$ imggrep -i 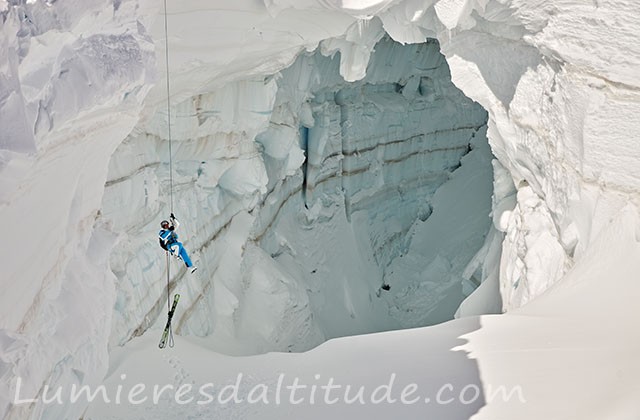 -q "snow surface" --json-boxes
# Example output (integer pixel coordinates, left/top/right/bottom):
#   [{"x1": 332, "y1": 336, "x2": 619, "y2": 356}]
[
  {"x1": 1, "y1": 0, "x2": 640, "y2": 419},
  {"x1": 86, "y1": 205, "x2": 640, "y2": 420}
]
